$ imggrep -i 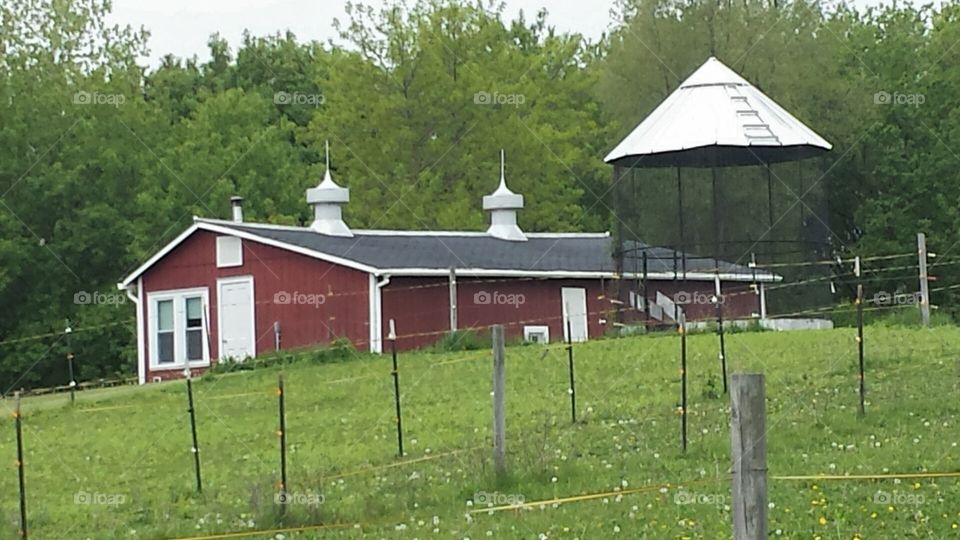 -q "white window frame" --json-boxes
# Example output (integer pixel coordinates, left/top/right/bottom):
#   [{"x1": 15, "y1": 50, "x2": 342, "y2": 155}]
[
  {"x1": 216, "y1": 236, "x2": 243, "y2": 268},
  {"x1": 147, "y1": 287, "x2": 210, "y2": 371},
  {"x1": 523, "y1": 325, "x2": 550, "y2": 344}
]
